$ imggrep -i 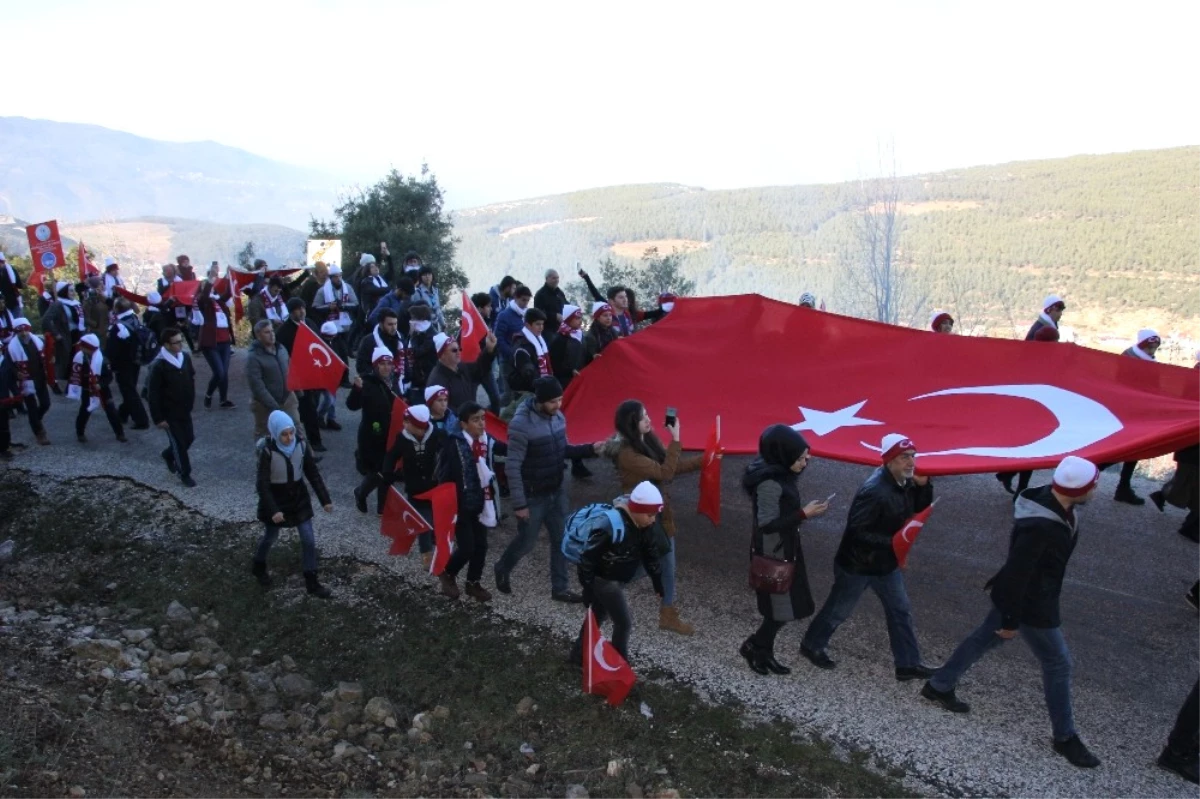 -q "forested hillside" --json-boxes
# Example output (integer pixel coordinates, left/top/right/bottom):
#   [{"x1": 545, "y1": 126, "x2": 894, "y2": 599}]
[{"x1": 452, "y1": 147, "x2": 1199, "y2": 338}]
